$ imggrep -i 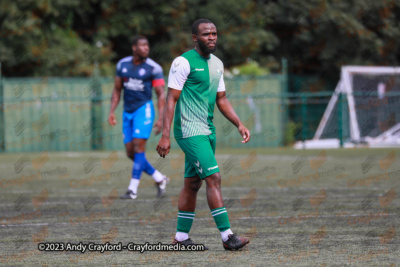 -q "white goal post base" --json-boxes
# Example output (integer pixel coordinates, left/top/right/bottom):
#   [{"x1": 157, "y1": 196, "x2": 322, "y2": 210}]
[
  {"x1": 294, "y1": 139, "x2": 356, "y2": 149},
  {"x1": 295, "y1": 123, "x2": 400, "y2": 149},
  {"x1": 294, "y1": 139, "x2": 400, "y2": 149},
  {"x1": 301, "y1": 65, "x2": 400, "y2": 149}
]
